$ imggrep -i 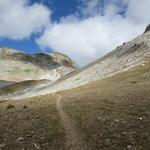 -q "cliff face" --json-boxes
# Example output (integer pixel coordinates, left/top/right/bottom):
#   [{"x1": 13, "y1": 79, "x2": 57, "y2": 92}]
[{"x1": 0, "y1": 48, "x2": 77, "y2": 82}]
